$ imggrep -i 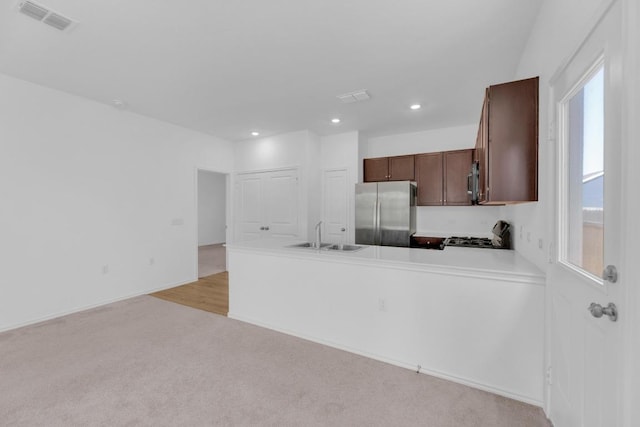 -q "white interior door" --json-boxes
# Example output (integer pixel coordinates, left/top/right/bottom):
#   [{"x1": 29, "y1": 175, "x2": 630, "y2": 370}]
[
  {"x1": 322, "y1": 169, "x2": 349, "y2": 244},
  {"x1": 235, "y1": 172, "x2": 265, "y2": 241},
  {"x1": 548, "y1": 2, "x2": 624, "y2": 426},
  {"x1": 264, "y1": 169, "x2": 299, "y2": 239}
]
